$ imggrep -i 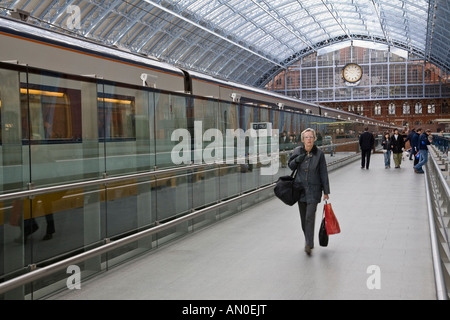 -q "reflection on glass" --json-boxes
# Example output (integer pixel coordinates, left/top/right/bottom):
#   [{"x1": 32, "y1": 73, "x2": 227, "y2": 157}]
[
  {"x1": 0, "y1": 63, "x2": 384, "y2": 300},
  {"x1": 97, "y1": 93, "x2": 136, "y2": 141},
  {"x1": 20, "y1": 86, "x2": 82, "y2": 143}
]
